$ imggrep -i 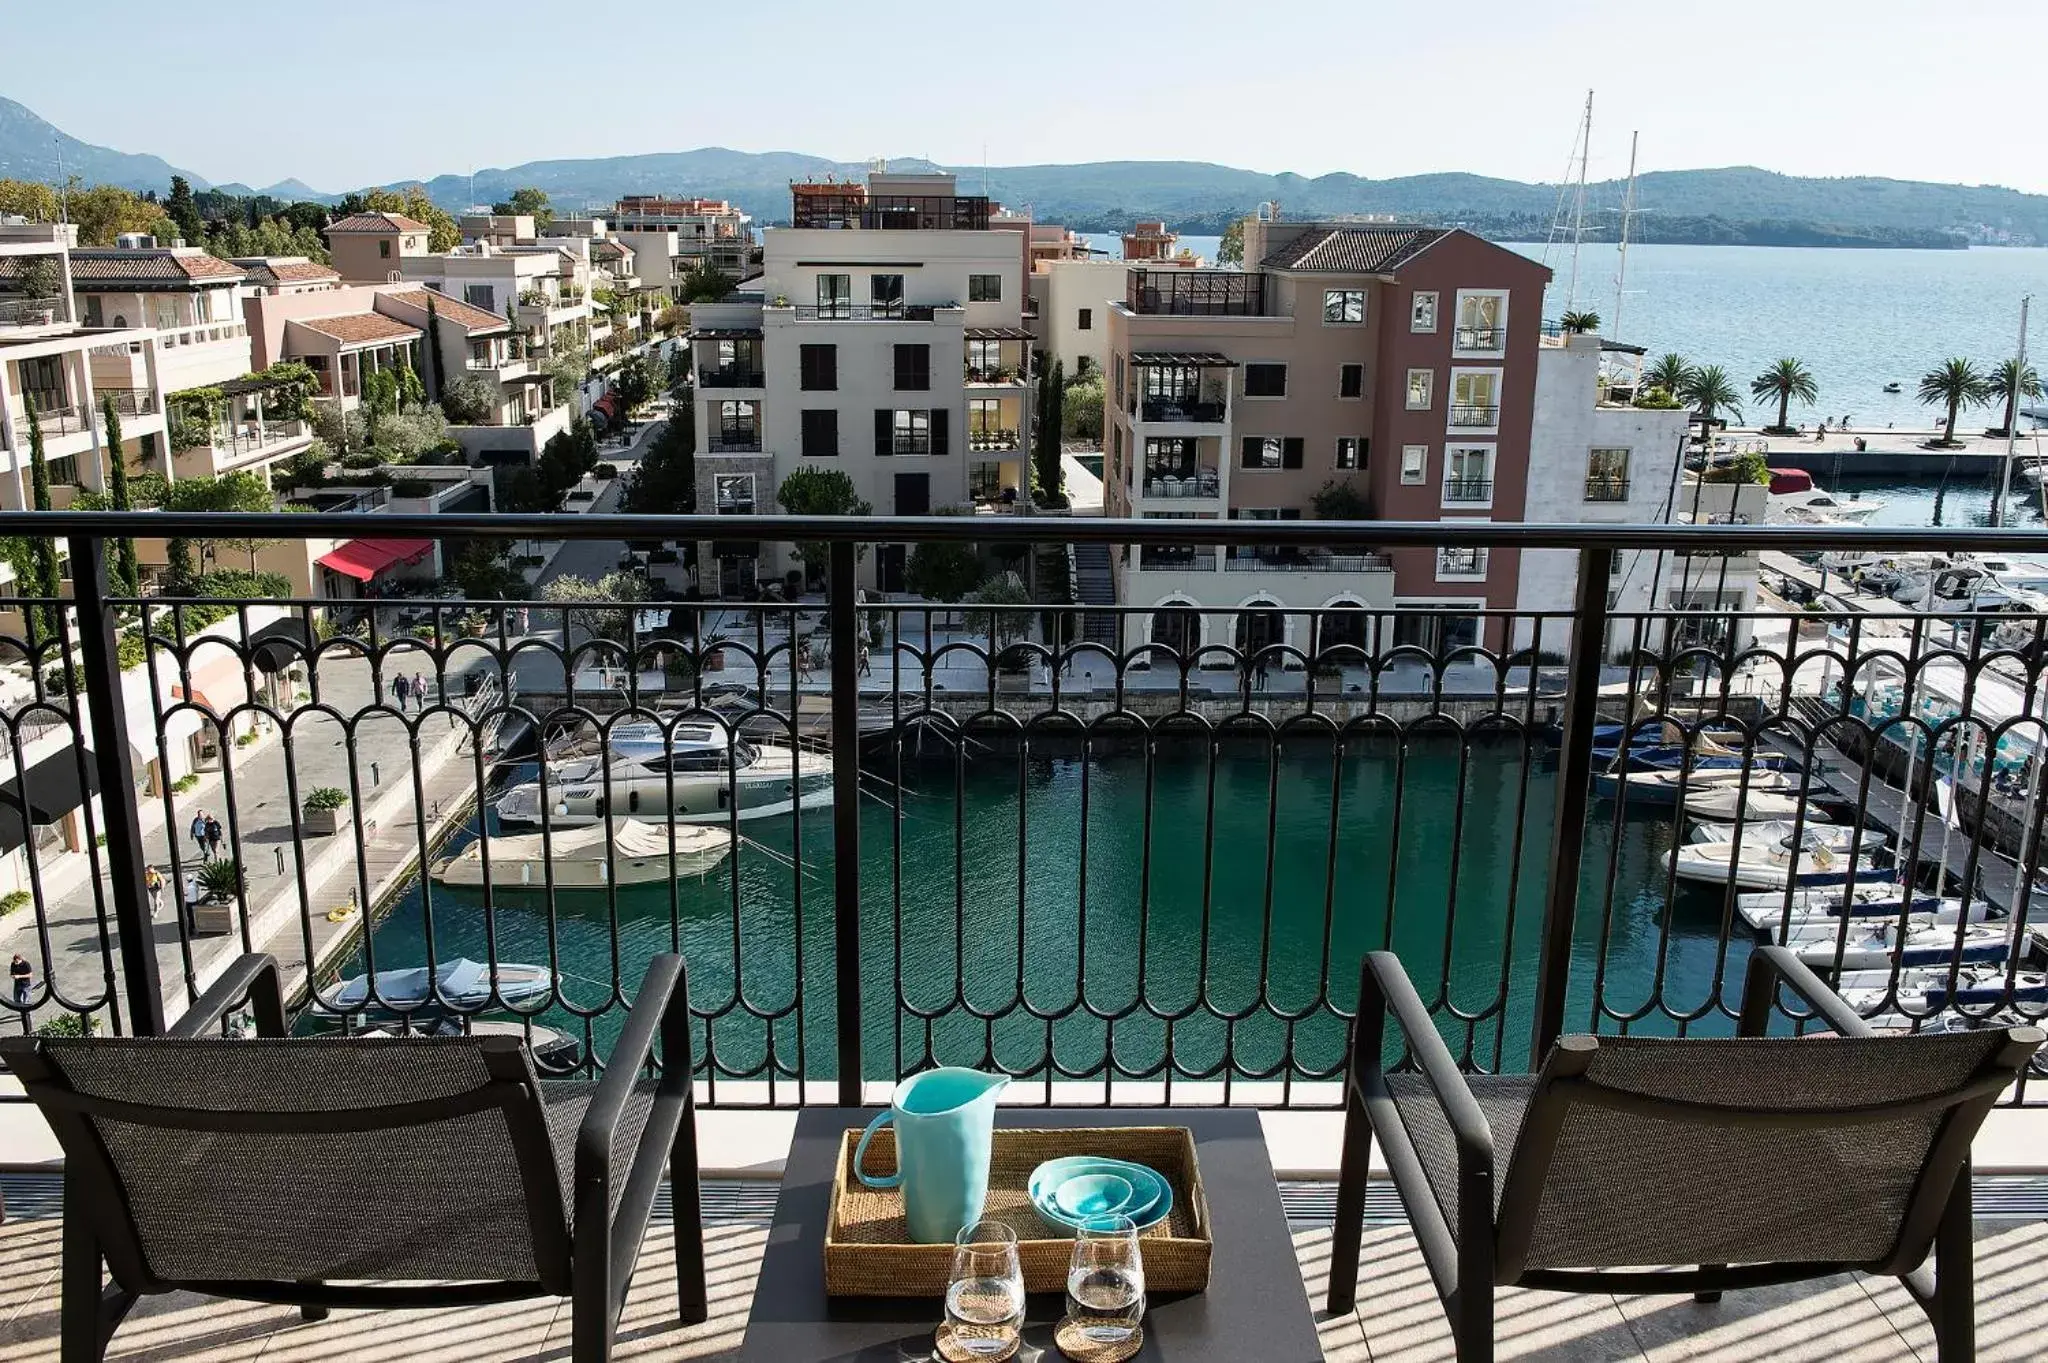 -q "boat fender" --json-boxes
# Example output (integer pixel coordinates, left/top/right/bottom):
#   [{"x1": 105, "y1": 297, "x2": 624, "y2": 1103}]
[{"x1": 326, "y1": 904, "x2": 358, "y2": 924}]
